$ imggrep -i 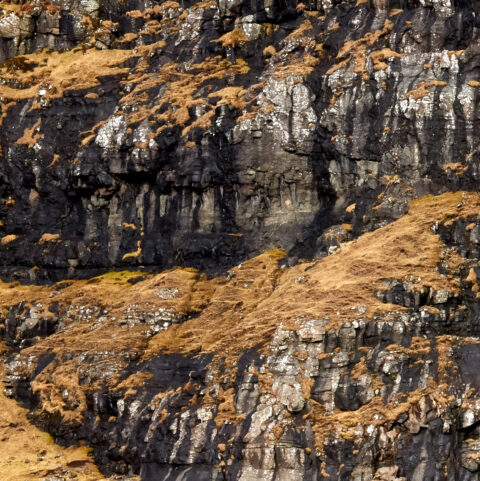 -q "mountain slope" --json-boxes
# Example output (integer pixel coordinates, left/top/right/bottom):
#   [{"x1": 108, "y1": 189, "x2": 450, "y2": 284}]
[{"x1": 3, "y1": 192, "x2": 480, "y2": 479}]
